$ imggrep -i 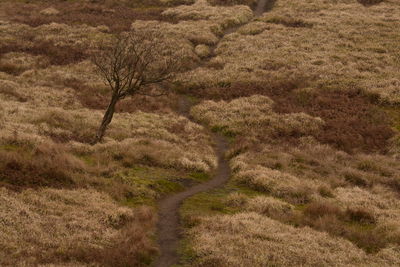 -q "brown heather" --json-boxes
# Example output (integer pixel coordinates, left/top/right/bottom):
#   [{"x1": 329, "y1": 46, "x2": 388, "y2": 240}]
[
  {"x1": 0, "y1": 0, "x2": 178, "y2": 33},
  {"x1": 0, "y1": 0, "x2": 400, "y2": 265},
  {"x1": 192, "y1": 82, "x2": 394, "y2": 153}
]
